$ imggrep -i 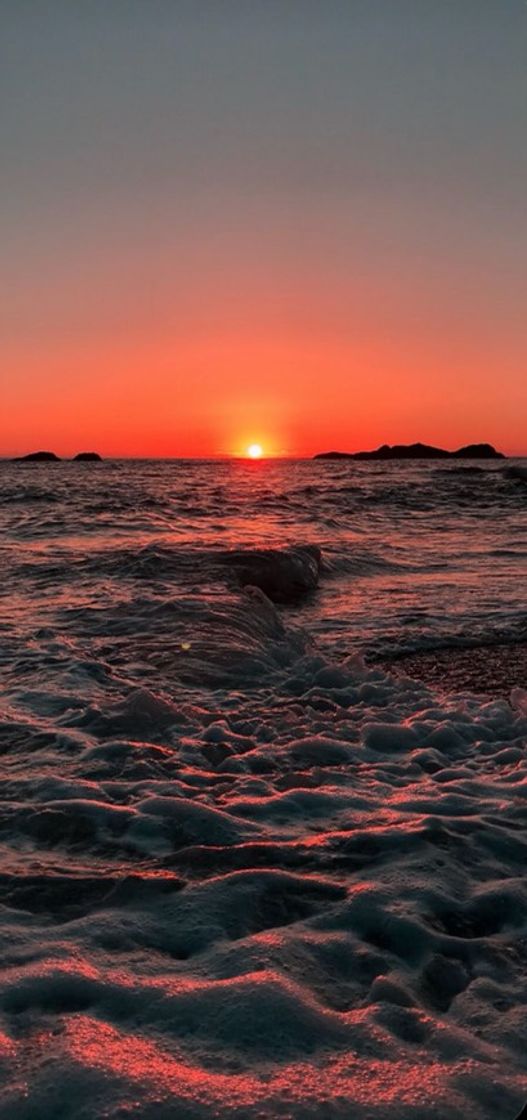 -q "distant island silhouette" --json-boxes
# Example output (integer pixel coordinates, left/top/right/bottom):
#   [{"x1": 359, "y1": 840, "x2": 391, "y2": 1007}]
[
  {"x1": 14, "y1": 451, "x2": 61, "y2": 462},
  {"x1": 314, "y1": 442, "x2": 505, "y2": 461},
  {"x1": 14, "y1": 451, "x2": 102, "y2": 462}
]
